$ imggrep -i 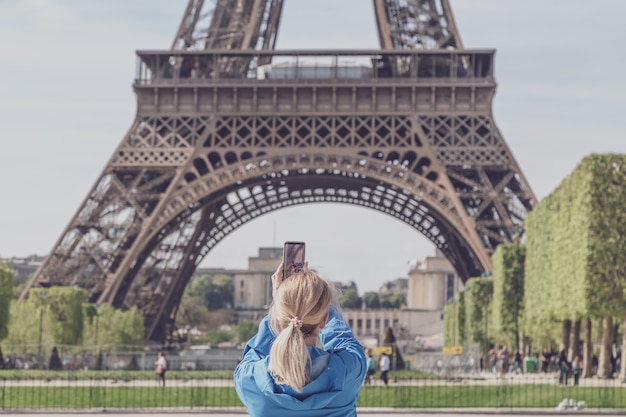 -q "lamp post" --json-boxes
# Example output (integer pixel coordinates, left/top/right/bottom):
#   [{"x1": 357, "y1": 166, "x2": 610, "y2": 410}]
[
  {"x1": 94, "y1": 308, "x2": 100, "y2": 354},
  {"x1": 37, "y1": 290, "x2": 46, "y2": 368},
  {"x1": 511, "y1": 227, "x2": 523, "y2": 351},
  {"x1": 91, "y1": 305, "x2": 102, "y2": 370},
  {"x1": 513, "y1": 255, "x2": 521, "y2": 351}
]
